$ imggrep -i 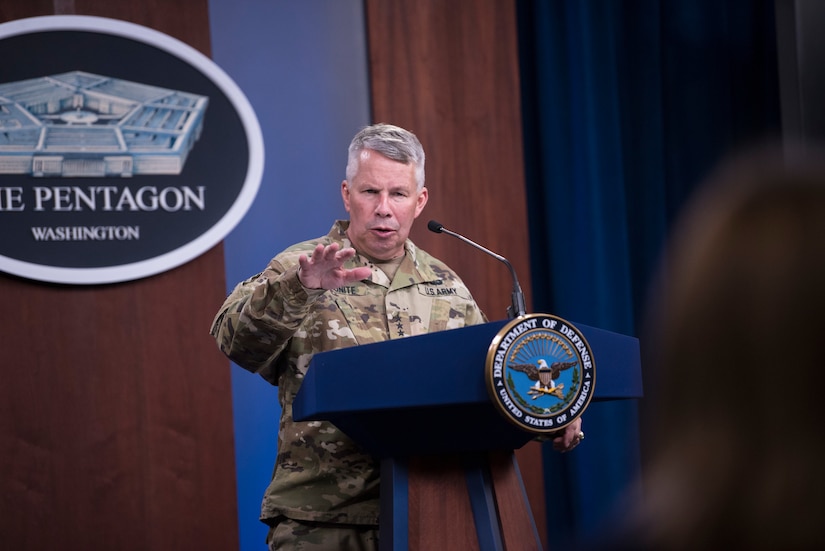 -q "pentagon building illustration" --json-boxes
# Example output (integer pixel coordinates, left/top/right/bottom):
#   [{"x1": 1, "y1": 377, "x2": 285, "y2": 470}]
[{"x1": 0, "y1": 71, "x2": 208, "y2": 177}]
